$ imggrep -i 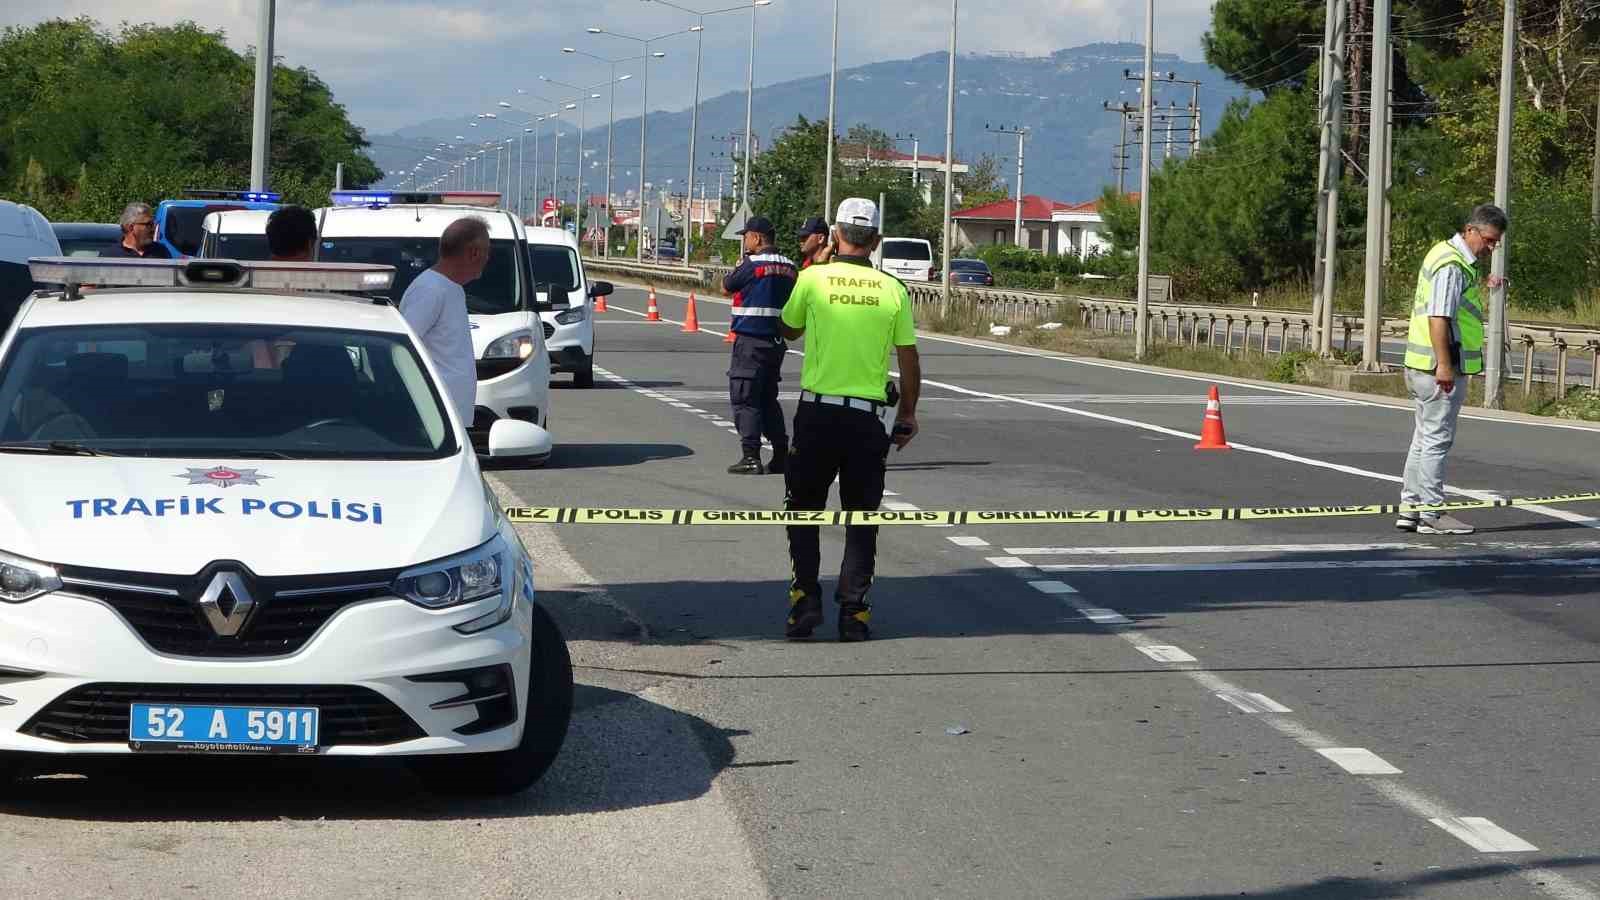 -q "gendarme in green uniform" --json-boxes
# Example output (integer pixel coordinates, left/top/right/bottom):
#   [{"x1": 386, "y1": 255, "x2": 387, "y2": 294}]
[
  {"x1": 1404, "y1": 239, "x2": 1485, "y2": 375},
  {"x1": 780, "y1": 257, "x2": 917, "y2": 401}
]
